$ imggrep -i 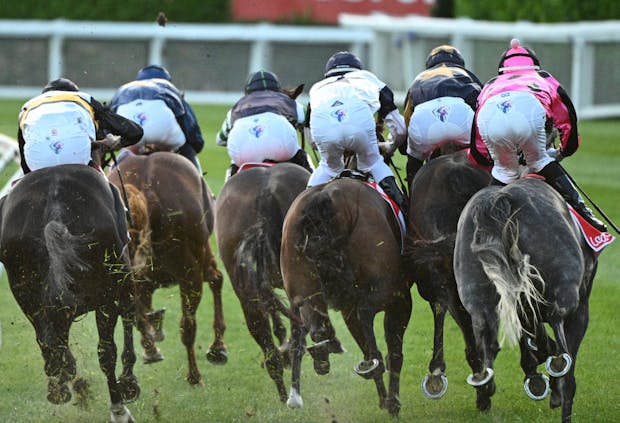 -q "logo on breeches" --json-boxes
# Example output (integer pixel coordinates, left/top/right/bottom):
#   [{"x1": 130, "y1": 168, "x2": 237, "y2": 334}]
[
  {"x1": 433, "y1": 106, "x2": 449, "y2": 122},
  {"x1": 49, "y1": 141, "x2": 64, "y2": 154},
  {"x1": 134, "y1": 112, "x2": 148, "y2": 126},
  {"x1": 331, "y1": 109, "x2": 346, "y2": 122},
  {"x1": 249, "y1": 125, "x2": 264, "y2": 138},
  {"x1": 497, "y1": 100, "x2": 512, "y2": 113}
]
